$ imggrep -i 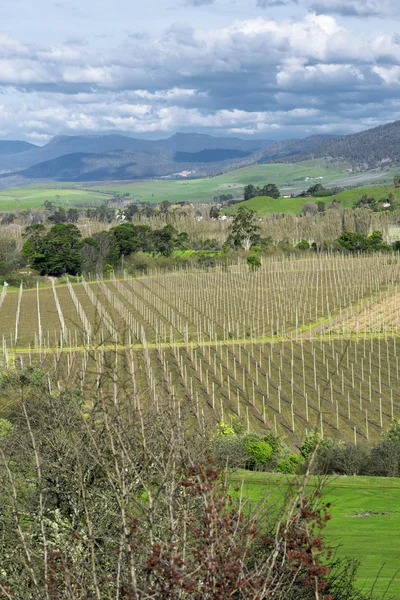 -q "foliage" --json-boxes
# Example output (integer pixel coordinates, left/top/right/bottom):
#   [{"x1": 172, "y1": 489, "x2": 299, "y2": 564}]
[
  {"x1": 216, "y1": 421, "x2": 235, "y2": 436},
  {"x1": 214, "y1": 424, "x2": 288, "y2": 472},
  {"x1": 277, "y1": 453, "x2": 305, "y2": 474},
  {"x1": 22, "y1": 223, "x2": 82, "y2": 276},
  {"x1": 0, "y1": 371, "x2": 345, "y2": 599},
  {"x1": 228, "y1": 207, "x2": 260, "y2": 250},
  {"x1": 0, "y1": 418, "x2": 13, "y2": 439},
  {"x1": 297, "y1": 239, "x2": 310, "y2": 250},
  {"x1": 336, "y1": 230, "x2": 391, "y2": 253},
  {"x1": 247, "y1": 254, "x2": 261, "y2": 270},
  {"x1": 244, "y1": 183, "x2": 280, "y2": 201},
  {"x1": 243, "y1": 435, "x2": 273, "y2": 465},
  {"x1": 383, "y1": 419, "x2": 400, "y2": 442}
]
